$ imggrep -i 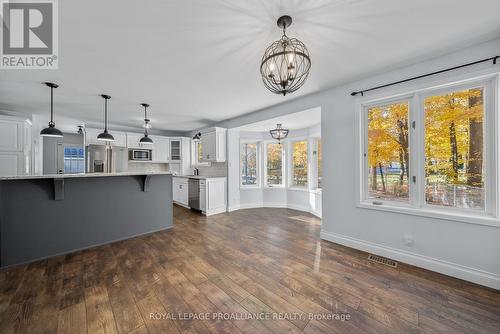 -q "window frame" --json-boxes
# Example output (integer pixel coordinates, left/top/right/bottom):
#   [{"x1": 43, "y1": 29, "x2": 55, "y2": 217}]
[
  {"x1": 289, "y1": 138, "x2": 309, "y2": 189},
  {"x1": 191, "y1": 140, "x2": 209, "y2": 167},
  {"x1": 357, "y1": 75, "x2": 499, "y2": 225},
  {"x1": 263, "y1": 140, "x2": 285, "y2": 188},
  {"x1": 240, "y1": 140, "x2": 260, "y2": 189}
]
